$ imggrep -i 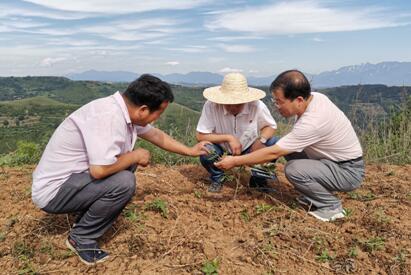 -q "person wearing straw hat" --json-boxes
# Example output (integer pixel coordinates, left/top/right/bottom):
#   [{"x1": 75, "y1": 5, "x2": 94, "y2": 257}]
[
  {"x1": 215, "y1": 70, "x2": 364, "y2": 222},
  {"x1": 196, "y1": 72, "x2": 278, "y2": 192}
]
